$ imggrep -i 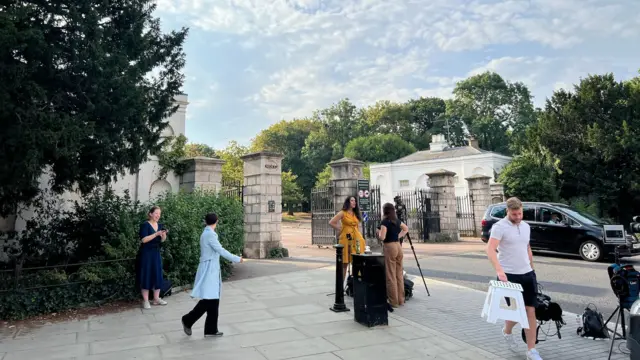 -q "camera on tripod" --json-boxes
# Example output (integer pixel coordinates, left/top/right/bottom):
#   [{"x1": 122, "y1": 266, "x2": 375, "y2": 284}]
[
  {"x1": 631, "y1": 216, "x2": 640, "y2": 234},
  {"x1": 393, "y1": 196, "x2": 406, "y2": 223}
]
